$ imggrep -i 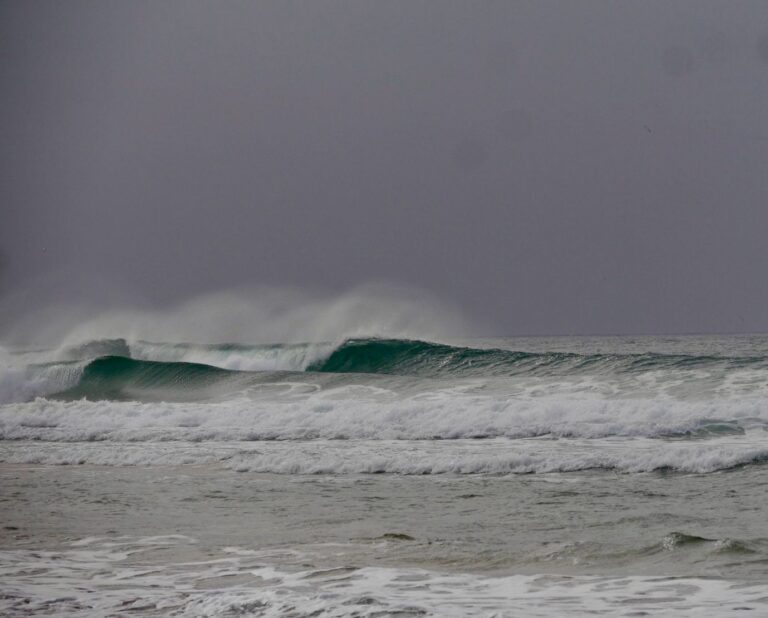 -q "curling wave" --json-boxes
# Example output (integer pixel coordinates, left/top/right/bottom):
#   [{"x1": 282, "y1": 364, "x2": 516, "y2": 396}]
[
  {"x1": 53, "y1": 356, "x2": 245, "y2": 402},
  {"x1": 306, "y1": 338, "x2": 768, "y2": 376},
  {"x1": 4, "y1": 335, "x2": 768, "y2": 404}
]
